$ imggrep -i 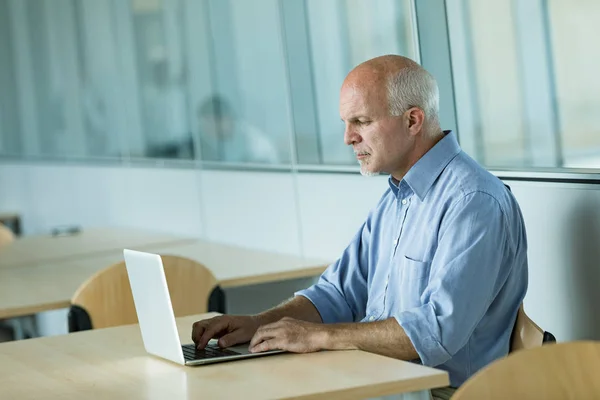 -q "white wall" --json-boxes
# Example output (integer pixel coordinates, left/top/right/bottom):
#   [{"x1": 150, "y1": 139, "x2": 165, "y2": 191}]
[
  {"x1": 2, "y1": 163, "x2": 600, "y2": 344},
  {"x1": 506, "y1": 179, "x2": 600, "y2": 342}
]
